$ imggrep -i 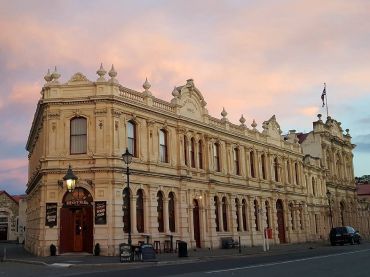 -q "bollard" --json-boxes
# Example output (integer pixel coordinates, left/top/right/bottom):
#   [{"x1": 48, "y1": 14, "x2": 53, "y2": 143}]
[
  {"x1": 238, "y1": 236, "x2": 241, "y2": 254},
  {"x1": 3, "y1": 247, "x2": 6, "y2": 261}
]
